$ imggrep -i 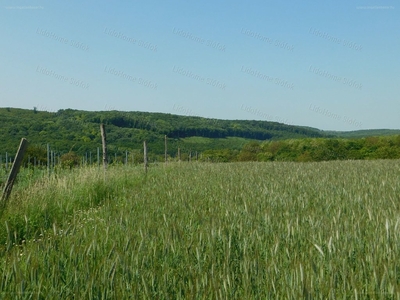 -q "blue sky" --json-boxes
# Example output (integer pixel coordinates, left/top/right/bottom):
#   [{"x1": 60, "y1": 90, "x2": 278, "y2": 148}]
[{"x1": 1, "y1": 0, "x2": 399, "y2": 131}]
